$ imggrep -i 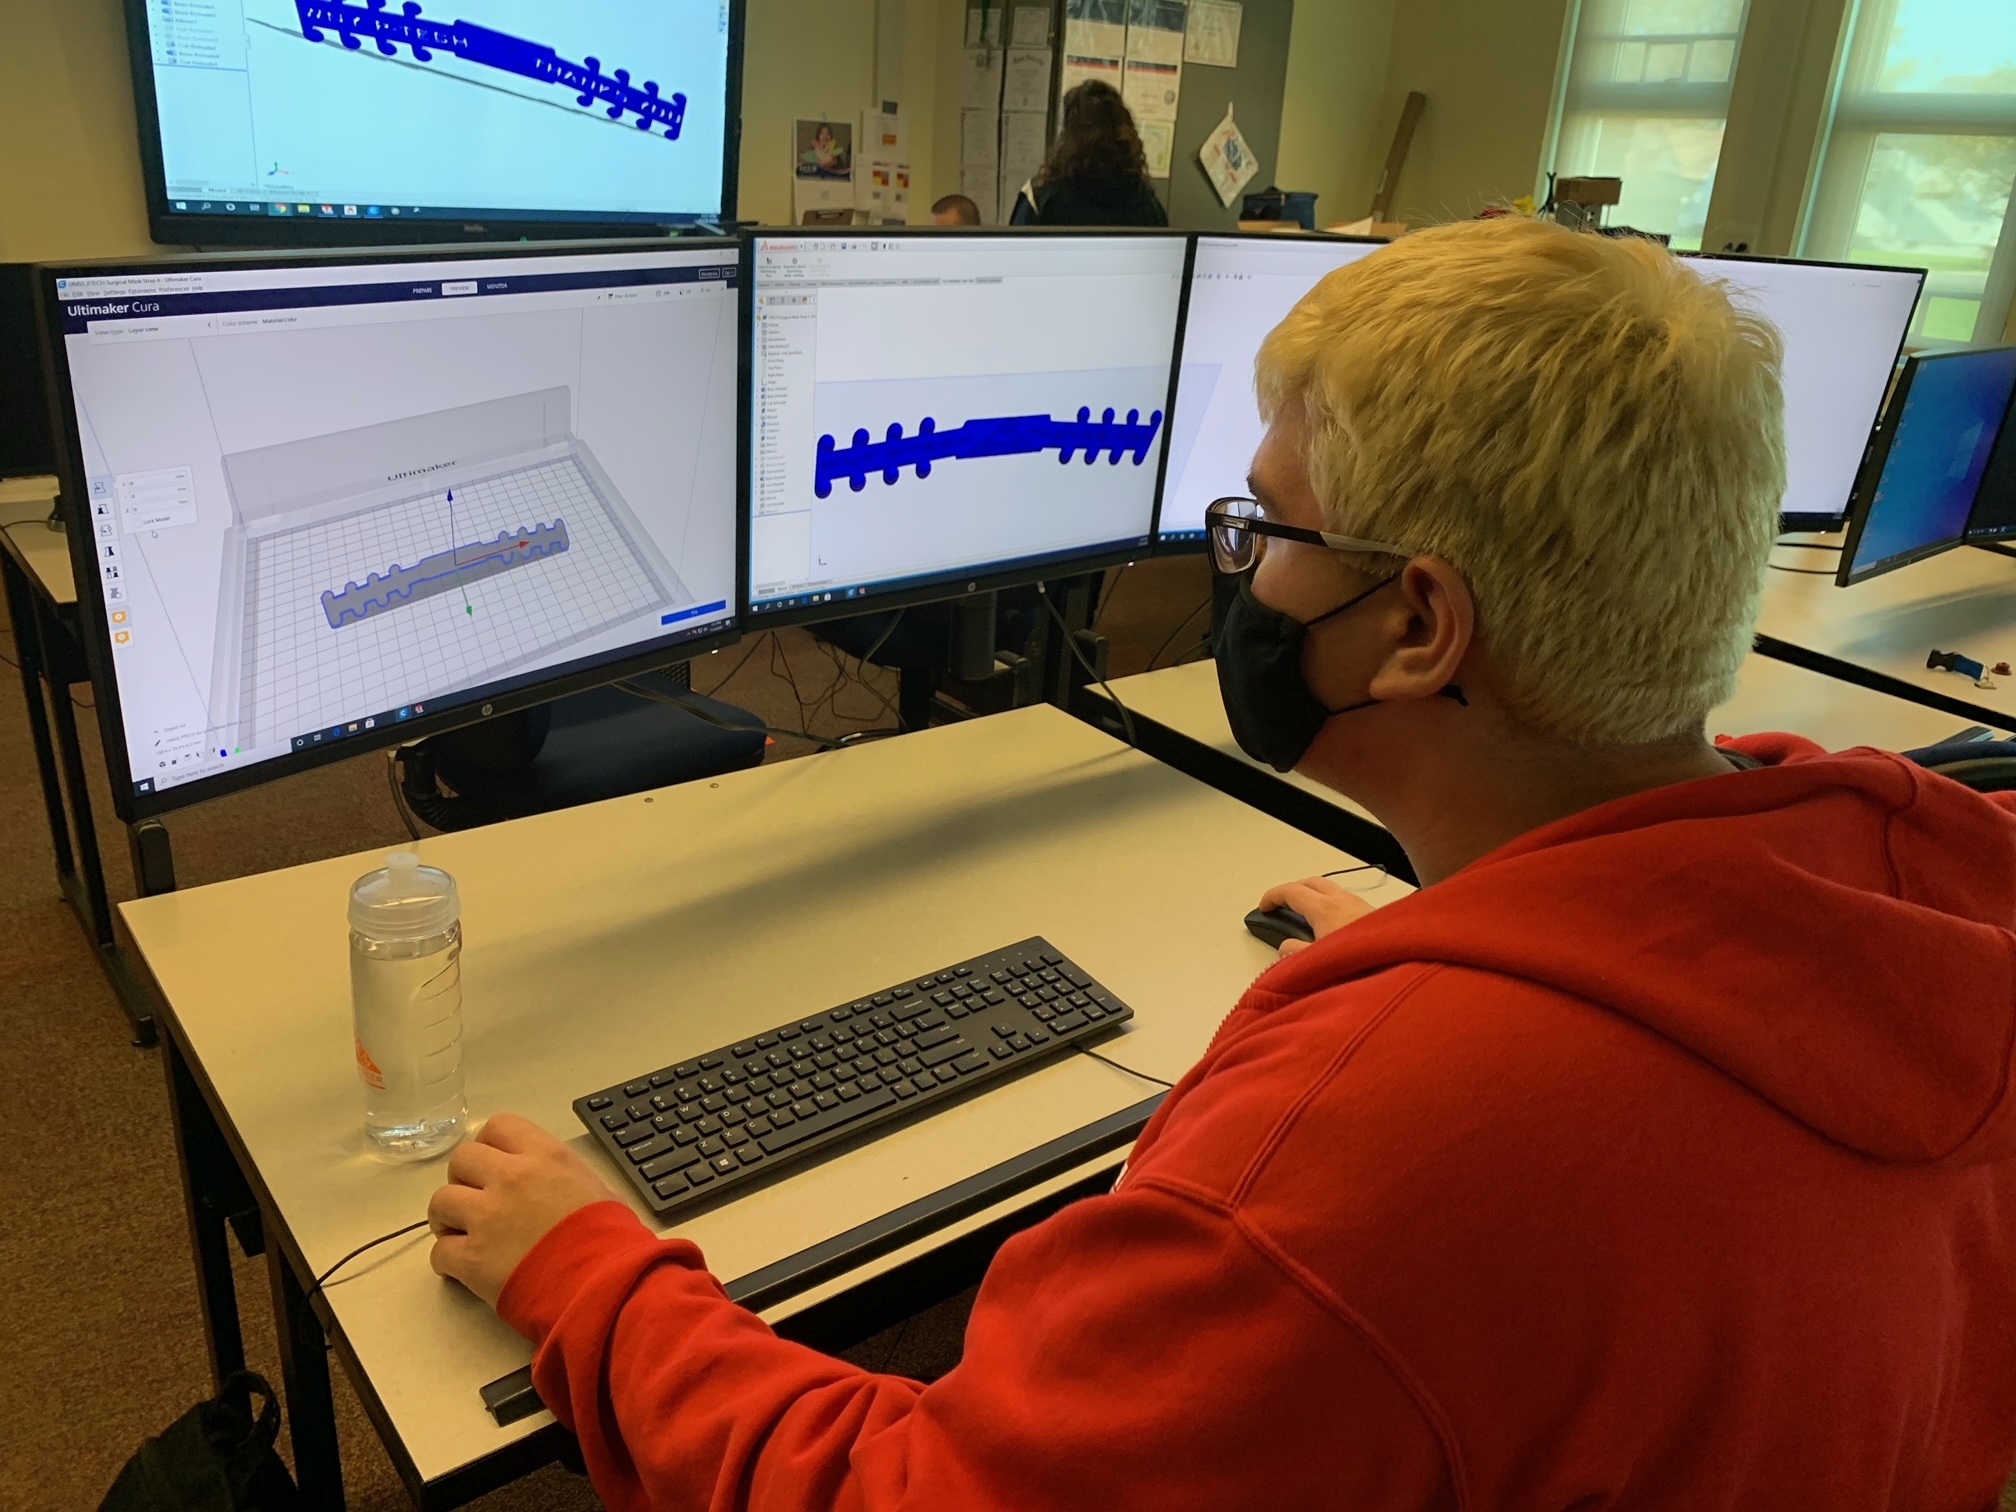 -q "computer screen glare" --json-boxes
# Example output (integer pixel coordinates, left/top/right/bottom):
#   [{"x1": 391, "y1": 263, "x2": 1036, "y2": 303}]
[
  {"x1": 1841, "y1": 345, "x2": 2016, "y2": 584},
  {"x1": 1158, "y1": 235, "x2": 1383, "y2": 546},
  {"x1": 51, "y1": 244, "x2": 739, "y2": 801},
  {"x1": 746, "y1": 232, "x2": 1186, "y2": 617},
  {"x1": 1682, "y1": 256, "x2": 1922, "y2": 526}
]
